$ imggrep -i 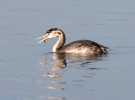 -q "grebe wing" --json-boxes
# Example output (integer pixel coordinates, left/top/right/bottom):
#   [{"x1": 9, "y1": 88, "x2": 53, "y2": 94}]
[
  {"x1": 64, "y1": 40, "x2": 105, "y2": 47},
  {"x1": 62, "y1": 40, "x2": 109, "y2": 53}
]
